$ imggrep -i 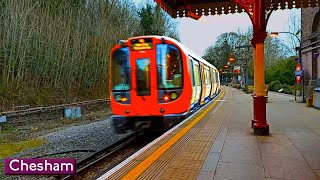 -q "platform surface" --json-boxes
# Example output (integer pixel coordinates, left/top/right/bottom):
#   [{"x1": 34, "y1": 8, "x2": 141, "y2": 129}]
[{"x1": 99, "y1": 86, "x2": 320, "y2": 180}]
